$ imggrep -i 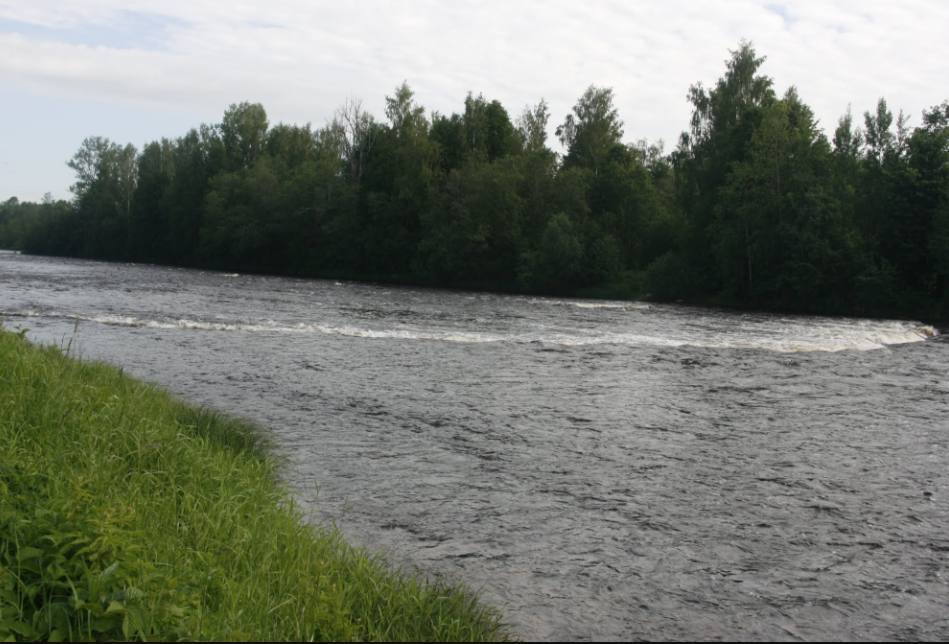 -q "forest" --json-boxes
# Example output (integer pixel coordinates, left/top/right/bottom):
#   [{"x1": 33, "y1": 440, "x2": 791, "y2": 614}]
[{"x1": 2, "y1": 42, "x2": 947, "y2": 320}]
